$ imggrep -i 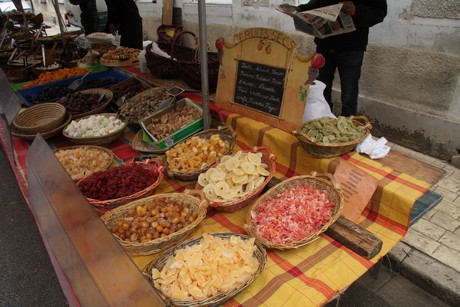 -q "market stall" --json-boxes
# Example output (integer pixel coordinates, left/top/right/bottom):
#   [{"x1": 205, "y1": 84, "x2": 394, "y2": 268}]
[{"x1": 0, "y1": 26, "x2": 444, "y2": 306}]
